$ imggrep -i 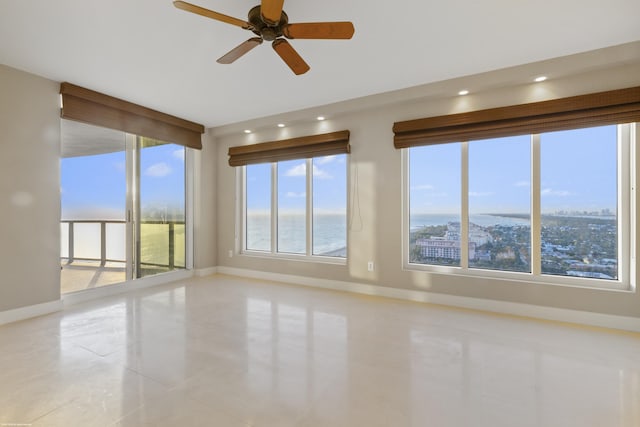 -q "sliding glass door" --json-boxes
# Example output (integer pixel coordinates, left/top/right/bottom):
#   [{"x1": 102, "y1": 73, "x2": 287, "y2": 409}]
[
  {"x1": 136, "y1": 137, "x2": 186, "y2": 278},
  {"x1": 61, "y1": 121, "x2": 188, "y2": 293}
]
